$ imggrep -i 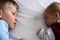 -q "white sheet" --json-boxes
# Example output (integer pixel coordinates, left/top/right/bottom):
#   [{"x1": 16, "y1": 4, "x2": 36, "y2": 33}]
[{"x1": 10, "y1": 0, "x2": 60, "y2": 40}]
